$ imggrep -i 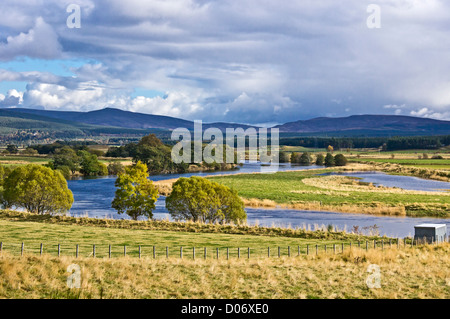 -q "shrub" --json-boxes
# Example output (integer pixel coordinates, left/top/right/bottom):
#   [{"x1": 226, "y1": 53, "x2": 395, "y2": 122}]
[
  {"x1": 166, "y1": 176, "x2": 246, "y2": 224},
  {"x1": 3, "y1": 165, "x2": 73, "y2": 214}
]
